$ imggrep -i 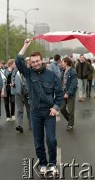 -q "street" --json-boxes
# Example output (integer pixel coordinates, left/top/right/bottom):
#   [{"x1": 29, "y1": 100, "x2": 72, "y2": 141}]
[{"x1": 0, "y1": 96, "x2": 95, "y2": 180}]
